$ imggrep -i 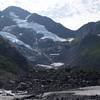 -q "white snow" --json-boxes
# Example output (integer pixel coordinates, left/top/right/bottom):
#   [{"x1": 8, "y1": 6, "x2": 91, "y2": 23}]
[
  {"x1": 0, "y1": 31, "x2": 32, "y2": 50},
  {"x1": 2, "y1": 25, "x2": 16, "y2": 32},
  {"x1": 19, "y1": 33, "x2": 23, "y2": 36},
  {"x1": 25, "y1": 14, "x2": 32, "y2": 20},
  {"x1": 1, "y1": 16, "x2": 4, "y2": 18},
  {"x1": 0, "y1": 89, "x2": 29, "y2": 100},
  {"x1": 67, "y1": 38, "x2": 74, "y2": 42},
  {"x1": 97, "y1": 34, "x2": 100, "y2": 36},
  {"x1": 0, "y1": 89, "x2": 15, "y2": 96},
  {"x1": 36, "y1": 64, "x2": 53, "y2": 69},
  {"x1": 9, "y1": 12, "x2": 19, "y2": 18},
  {"x1": 9, "y1": 12, "x2": 68, "y2": 42},
  {"x1": 50, "y1": 53, "x2": 60, "y2": 56},
  {"x1": 51, "y1": 62, "x2": 64, "y2": 67},
  {"x1": 37, "y1": 62, "x2": 64, "y2": 69}
]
